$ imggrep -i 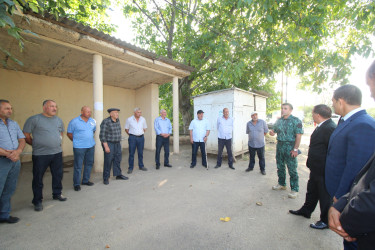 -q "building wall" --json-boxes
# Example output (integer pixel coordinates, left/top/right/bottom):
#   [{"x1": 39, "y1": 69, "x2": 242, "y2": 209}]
[{"x1": 0, "y1": 68, "x2": 144, "y2": 162}]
